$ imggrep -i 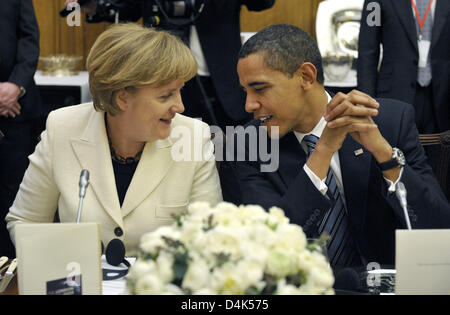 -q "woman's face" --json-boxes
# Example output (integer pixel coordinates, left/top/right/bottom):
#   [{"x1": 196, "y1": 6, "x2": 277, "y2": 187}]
[{"x1": 118, "y1": 78, "x2": 185, "y2": 143}]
